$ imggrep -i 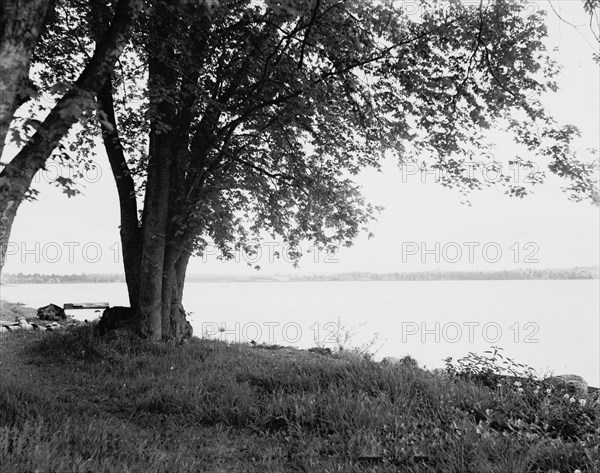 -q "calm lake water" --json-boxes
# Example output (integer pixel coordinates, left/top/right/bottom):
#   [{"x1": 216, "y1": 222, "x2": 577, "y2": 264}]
[{"x1": 2, "y1": 280, "x2": 598, "y2": 386}]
